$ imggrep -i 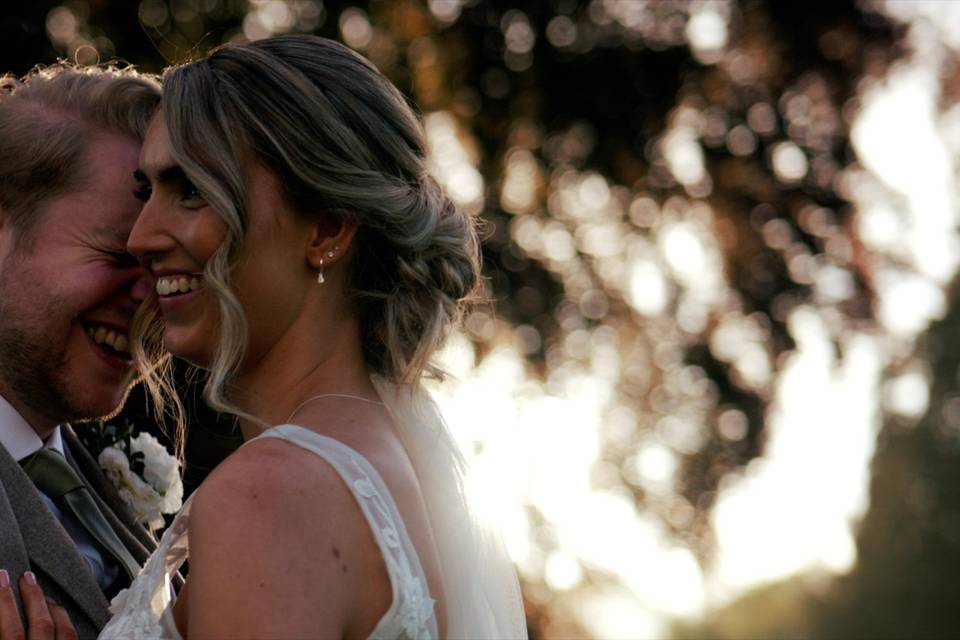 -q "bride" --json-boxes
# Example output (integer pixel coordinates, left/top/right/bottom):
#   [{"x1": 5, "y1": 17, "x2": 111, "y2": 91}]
[{"x1": 8, "y1": 35, "x2": 526, "y2": 639}]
